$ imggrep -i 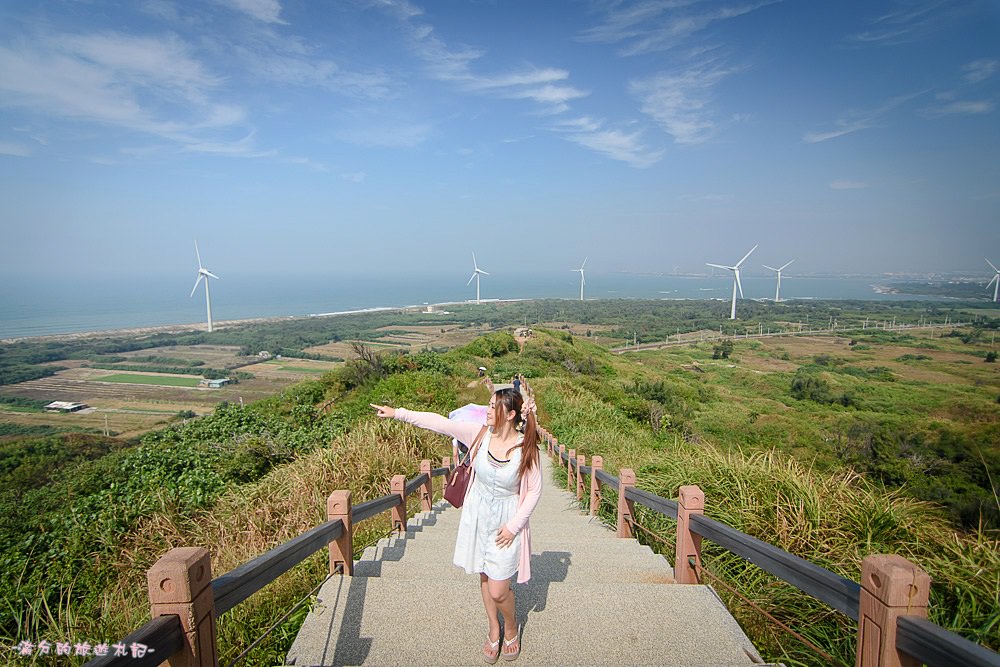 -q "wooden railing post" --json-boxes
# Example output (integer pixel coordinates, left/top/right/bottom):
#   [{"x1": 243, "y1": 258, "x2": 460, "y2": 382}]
[
  {"x1": 856, "y1": 555, "x2": 930, "y2": 667},
  {"x1": 552, "y1": 437, "x2": 558, "y2": 458},
  {"x1": 576, "y1": 455, "x2": 586, "y2": 502},
  {"x1": 590, "y1": 456, "x2": 603, "y2": 516},
  {"x1": 617, "y1": 469, "x2": 636, "y2": 538},
  {"x1": 419, "y1": 460, "x2": 433, "y2": 512},
  {"x1": 567, "y1": 448, "x2": 576, "y2": 491},
  {"x1": 674, "y1": 485, "x2": 704, "y2": 584},
  {"x1": 391, "y1": 474, "x2": 406, "y2": 534},
  {"x1": 327, "y1": 490, "x2": 353, "y2": 576},
  {"x1": 147, "y1": 547, "x2": 217, "y2": 667}
]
